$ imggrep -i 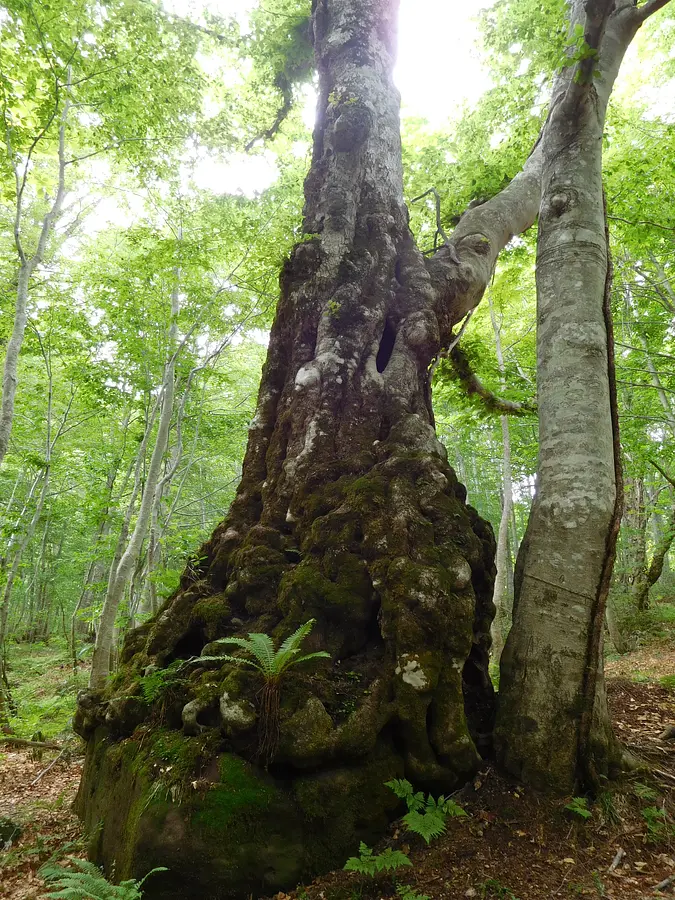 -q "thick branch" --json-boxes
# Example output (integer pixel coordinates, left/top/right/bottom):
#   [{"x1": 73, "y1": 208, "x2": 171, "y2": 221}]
[
  {"x1": 426, "y1": 143, "x2": 543, "y2": 341},
  {"x1": 634, "y1": 0, "x2": 673, "y2": 21}
]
